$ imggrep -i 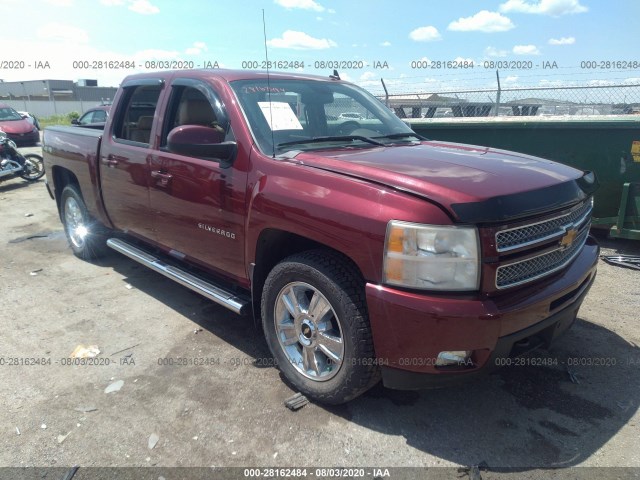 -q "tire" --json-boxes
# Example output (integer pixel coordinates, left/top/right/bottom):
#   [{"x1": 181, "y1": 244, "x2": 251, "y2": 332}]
[
  {"x1": 261, "y1": 250, "x2": 380, "y2": 404},
  {"x1": 19, "y1": 154, "x2": 45, "y2": 181},
  {"x1": 60, "y1": 185, "x2": 109, "y2": 259}
]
